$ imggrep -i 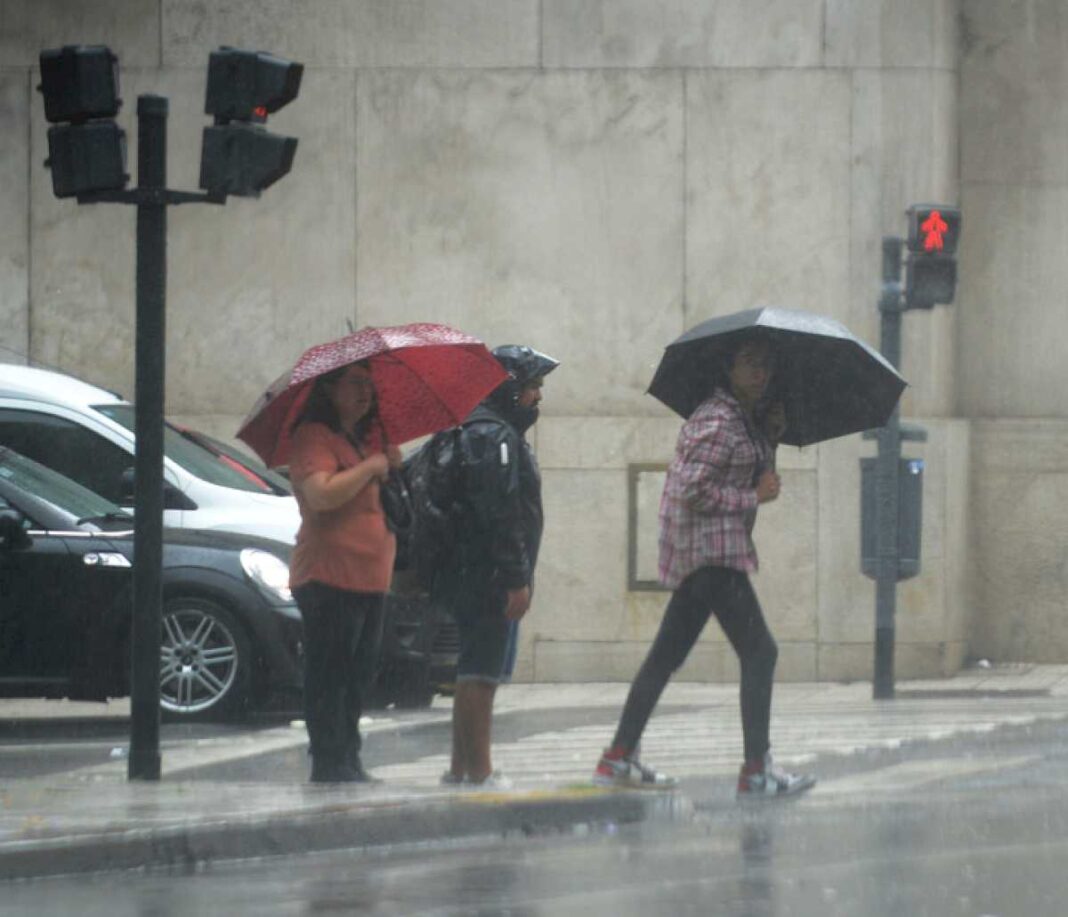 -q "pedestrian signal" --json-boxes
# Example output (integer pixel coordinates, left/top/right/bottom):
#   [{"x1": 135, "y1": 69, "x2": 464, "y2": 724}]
[
  {"x1": 906, "y1": 204, "x2": 961, "y2": 255},
  {"x1": 904, "y1": 204, "x2": 961, "y2": 309},
  {"x1": 198, "y1": 48, "x2": 303, "y2": 197},
  {"x1": 38, "y1": 46, "x2": 128, "y2": 198}
]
